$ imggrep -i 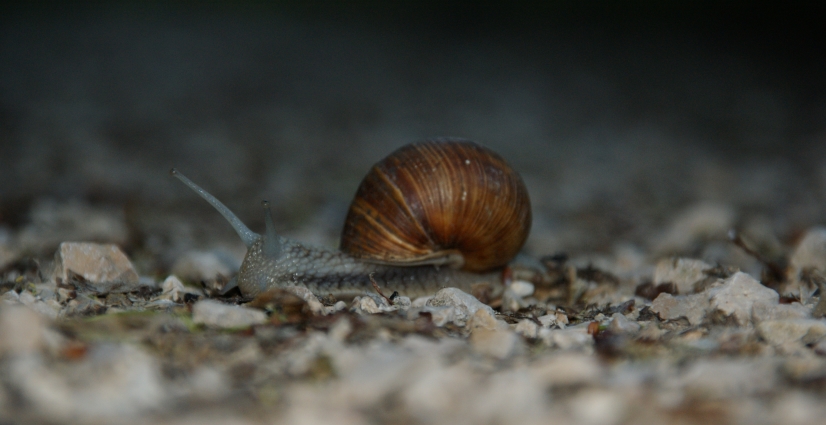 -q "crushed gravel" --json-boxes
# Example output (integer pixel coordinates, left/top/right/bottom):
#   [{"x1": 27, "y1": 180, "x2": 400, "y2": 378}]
[{"x1": 2, "y1": 5, "x2": 826, "y2": 425}]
